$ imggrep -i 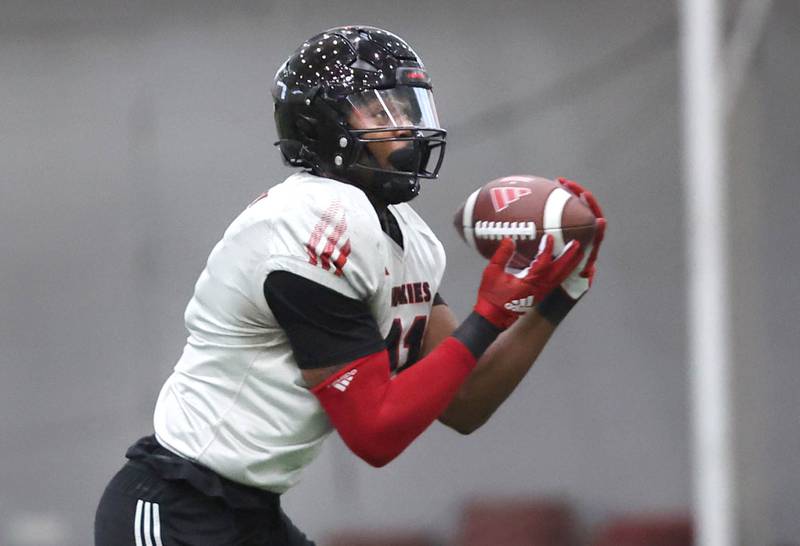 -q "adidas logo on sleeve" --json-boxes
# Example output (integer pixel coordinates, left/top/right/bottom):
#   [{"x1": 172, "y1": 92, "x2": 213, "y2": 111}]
[{"x1": 332, "y1": 369, "x2": 358, "y2": 392}]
